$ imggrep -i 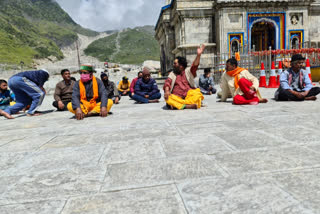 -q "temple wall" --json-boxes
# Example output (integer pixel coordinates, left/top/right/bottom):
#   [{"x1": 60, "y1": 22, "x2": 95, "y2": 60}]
[
  {"x1": 184, "y1": 17, "x2": 213, "y2": 44},
  {"x1": 155, "y1": 0, "x2": 318, "y2": 73},
  {"x1": 309, "y1": 2, "x2": 320, "y2": 47},
  {"x1": 286, "y1": 7, "x2": 309, "y2": 48}
]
